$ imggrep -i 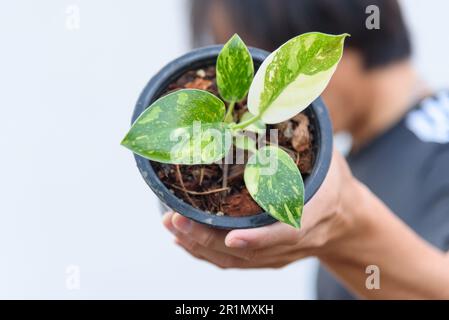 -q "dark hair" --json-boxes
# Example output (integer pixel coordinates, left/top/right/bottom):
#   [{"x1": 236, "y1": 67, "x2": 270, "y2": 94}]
[{"x1": 190, "y1": 0, "x2": 412, "y2": 69}]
